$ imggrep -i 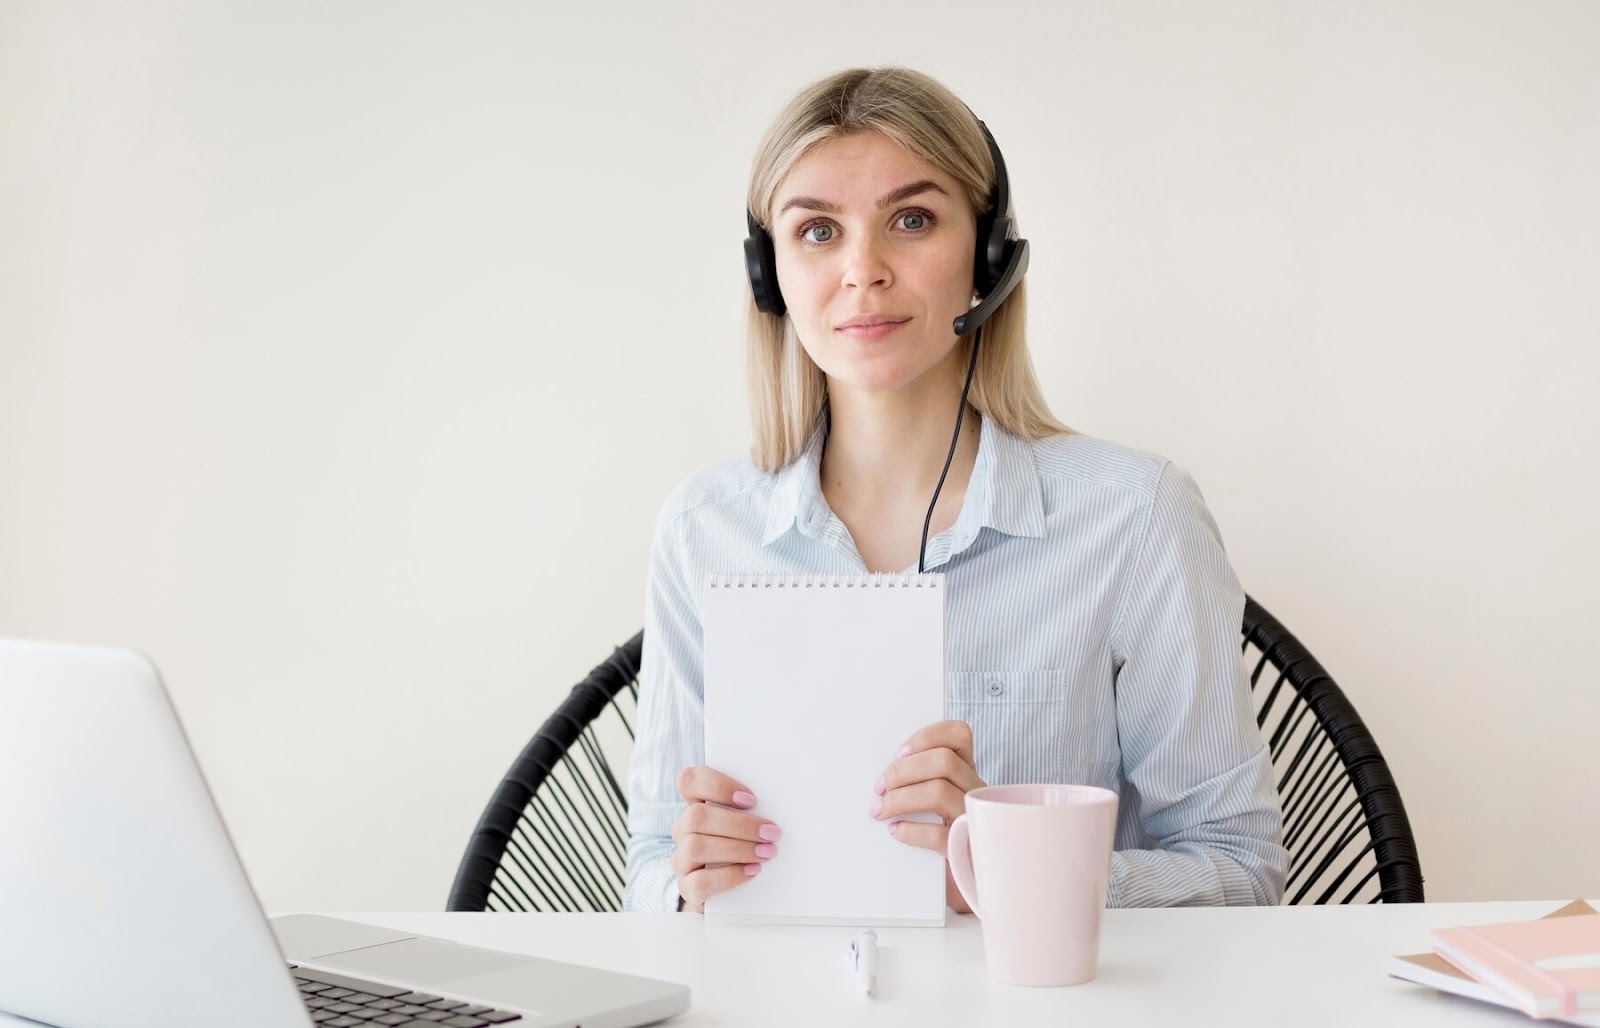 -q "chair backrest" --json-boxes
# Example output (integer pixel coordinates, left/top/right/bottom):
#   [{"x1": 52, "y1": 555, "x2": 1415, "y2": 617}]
[
  {"x1": 446, "y1": 633, "x2": 642, "y2": 912},
  {"x1": 450, "y1": 597, "x2": 1425, "y2": 910},
  {"x1": 1242, "y1": 596, "x2": 1425, "y2": 903}
]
